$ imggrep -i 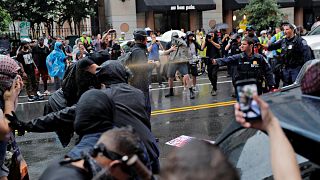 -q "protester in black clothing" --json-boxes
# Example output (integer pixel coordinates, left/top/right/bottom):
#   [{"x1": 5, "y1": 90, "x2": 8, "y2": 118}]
[
  {"x1": 40, "y1": 127, "x2": 152, "y2": 180},
  {"x1": 8, "y1": 57, "x2": 105, "y2": 147},
  {"x1": 201, "y1": 30, "x2": 221, "y2": 96},
  {"x1": 69, "y1": 60, "x2": 159, "y2": 173},
  {"x1": 17, "y1": 40, "x2": 43, "y2": 101},
  {"x1": 32, "y1": 37, "x2": 50, "y2": 95}
]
